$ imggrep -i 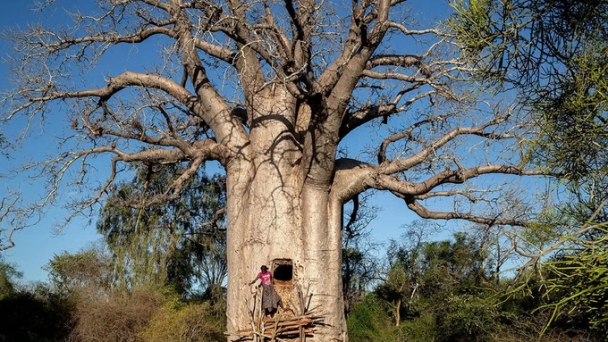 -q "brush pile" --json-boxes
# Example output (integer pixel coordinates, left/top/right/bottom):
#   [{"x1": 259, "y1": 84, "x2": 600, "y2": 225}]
[{"x1": 235, "y1": 313, "x2": 324, "y2": 341}]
